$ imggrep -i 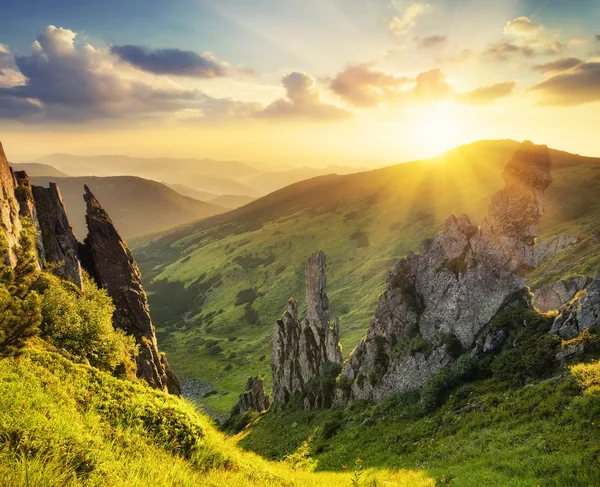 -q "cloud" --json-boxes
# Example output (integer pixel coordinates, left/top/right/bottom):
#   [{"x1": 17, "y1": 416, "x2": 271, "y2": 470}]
[
  {"x1": 438, "y1": 49, "x2": 473, "y2": 64},
  {"x1": 529, "y1": 61, "x2": 600, "y2": 105},
  {"x1": 329, "y1": 64, "x2": 411, "y2": 107},
  {"x1": 458, "y1": 81, "x2": 516, "y2": 105},
  {"x1": 416, "y1": 35, "x2": 447, "y2": 49},
  {"x1": 387, "y1": 2, "x2": 431, "y2": 36},
  {"x1": 0, "y1": 25, "x2": 259, "y2": 122},
  {"x1": 110, "y1": 45, "x2": 232, "y2": 78},
  {"x1": 595, "y1": 34, "x2": 600, "y2": 42},
  {"x1": 533, "y1": 57, "x2": 583, "y2": 74},
  {"x1": 482, "y1": 41, "x2": 535, "y2": 61},
  {"x1": 0, "y1": 44, "x2": 27, "y2": 89},
  {"x1": 504, "y1": 17, "x2": 542, "y2": 36},
  {"x1": 258, "y1": 72, "x2": 351, "y2": 120},
  {"x1": 412, "y1": 68, "x2": 453, "y2": 101}
]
